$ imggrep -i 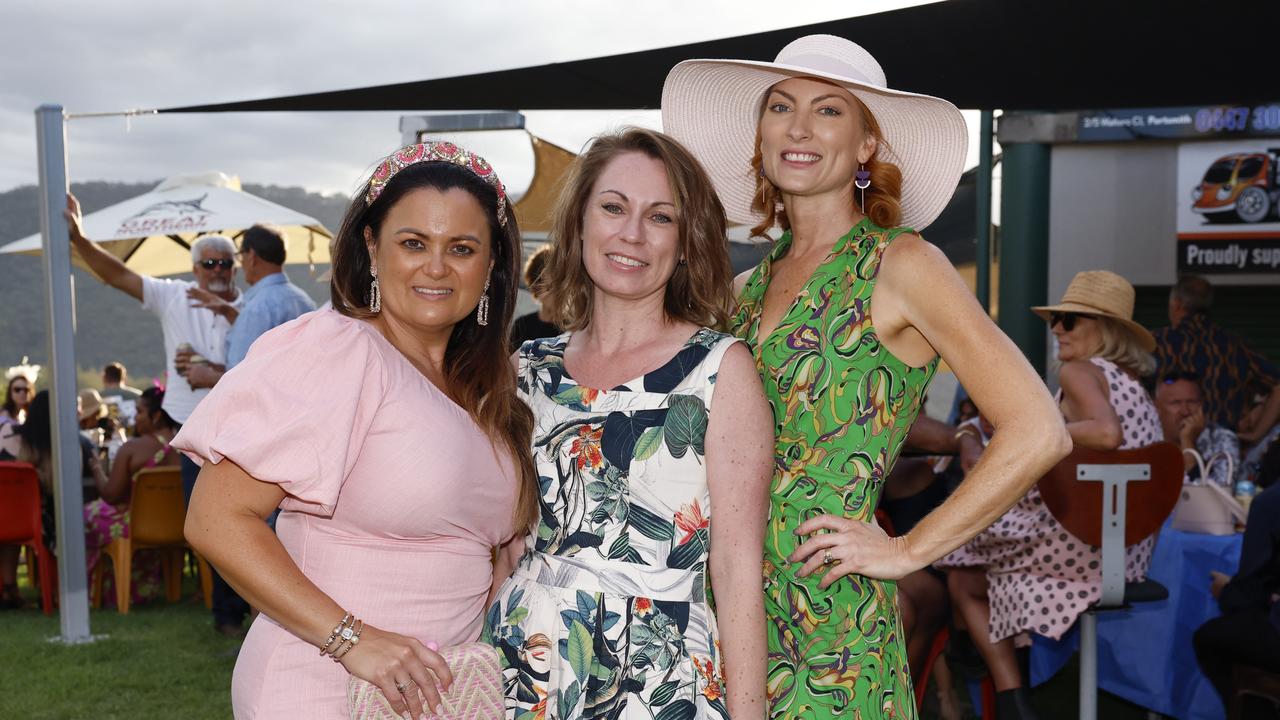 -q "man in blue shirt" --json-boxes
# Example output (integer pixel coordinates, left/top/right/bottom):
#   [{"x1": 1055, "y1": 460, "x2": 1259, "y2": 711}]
[
  {"x1": 186, "y1": 224, "x2": 316, "y2": 383},
  {"x1": 183, "y1": 223, "x2": 314, "y2": 637}
]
